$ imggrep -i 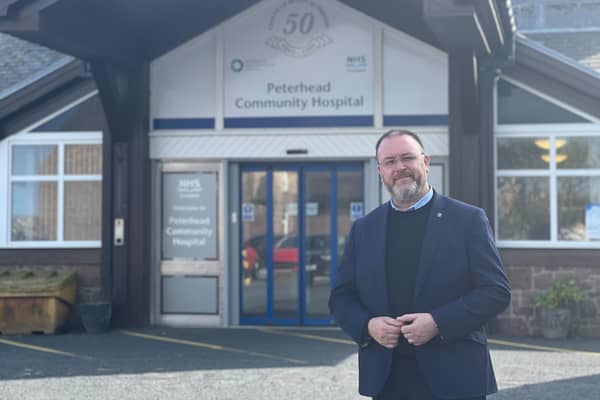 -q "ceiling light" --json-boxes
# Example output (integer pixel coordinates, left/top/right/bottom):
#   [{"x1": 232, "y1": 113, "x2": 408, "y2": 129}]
[
  {"x1": 541, "y1": 154, "x2": 568, "y2": 163},
  {"x1": 534, "y1": 138, "x2": 567, "y2": 150}
]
